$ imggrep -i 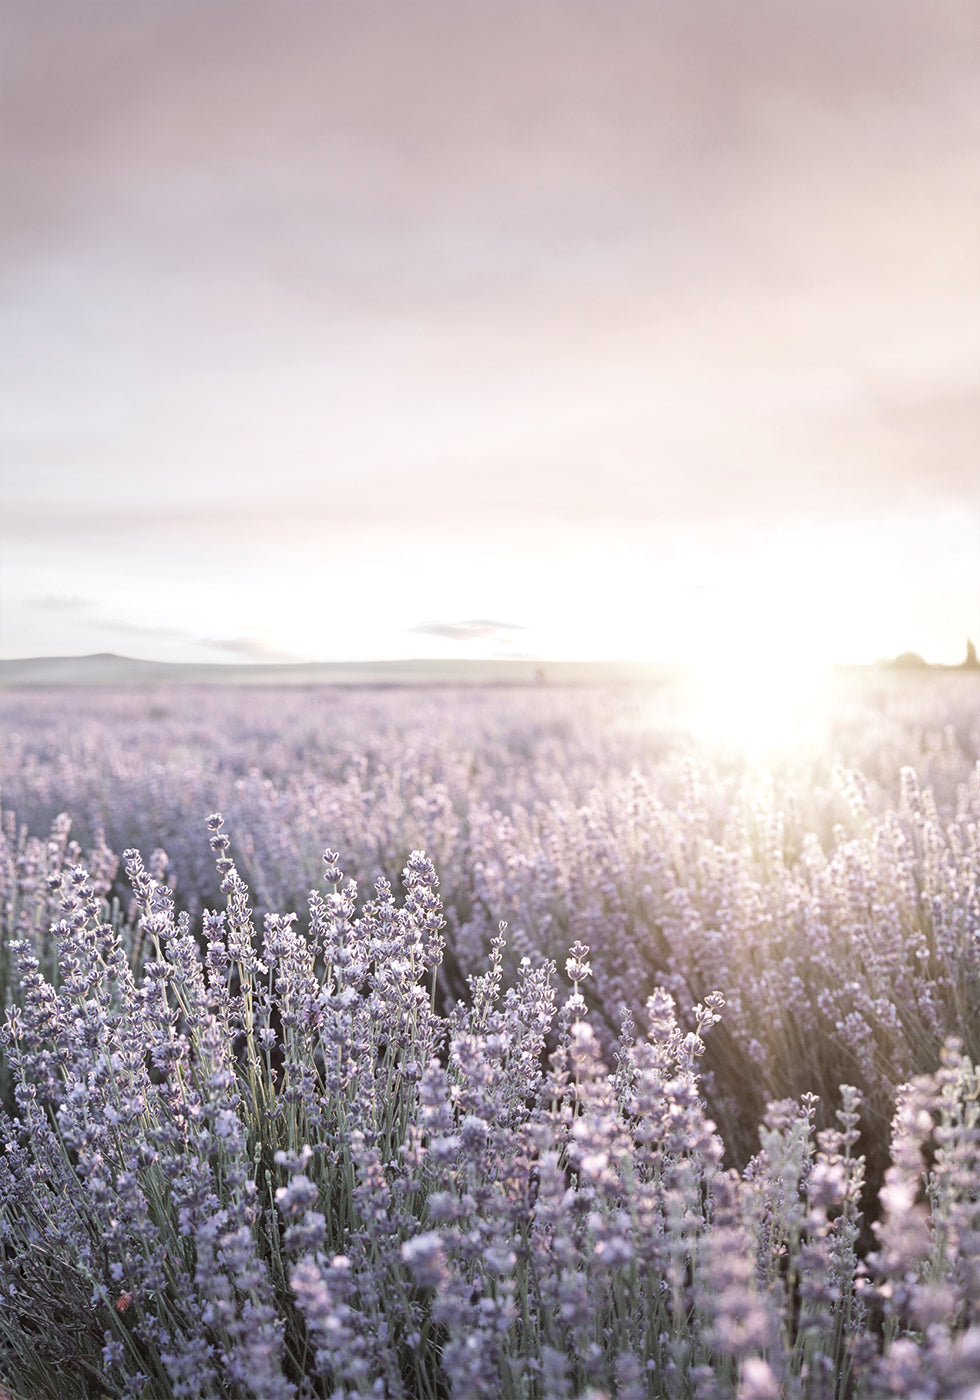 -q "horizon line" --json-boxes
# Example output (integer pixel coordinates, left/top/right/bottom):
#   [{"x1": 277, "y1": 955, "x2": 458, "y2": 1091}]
[{"x1": 2, "y1": 649, "x2": 977, "y2": 674}]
